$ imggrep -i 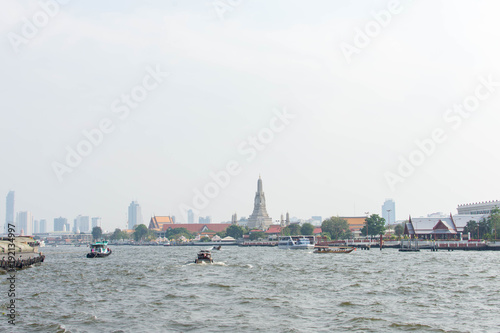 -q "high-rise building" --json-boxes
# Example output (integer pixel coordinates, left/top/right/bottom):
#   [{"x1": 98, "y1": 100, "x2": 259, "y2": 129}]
[
  {"x1": 382, "y1": 199, "x2": 396, "y2": 225},
  {"x1": 188, "y1": 209, "x2": 194, "y2": 223},
  {"x1": 39, "y1": 219, "x2": 47, "y2": 233},
  {"x1": 5, "y1": 191, "x2": 15, "y2": 233},
  {"x1": 17, "y1": 211, "x2": 33, "y2": 235},
  {"x1": 247, "y1": 176, "x2": 273, "y2": 230},
  {"x1": 54, "y1": 217, "x2": 68, "y2": 232},
  {"x1": 199, "y1": 216, "x2": 212, "y2": 224},
  {"x1": 128, "y1": 201, "x2": 143, "y2": 230},
  {"x1": 92, "y1": 217, "x2": 101, "y2": 229},
  {"x1": 310, "y1": 216, "x2": 323, "y2": 226},
  {"x1": 75, "y1": 215, "x2": 90, "y2": 233}
]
